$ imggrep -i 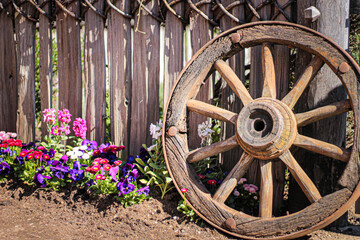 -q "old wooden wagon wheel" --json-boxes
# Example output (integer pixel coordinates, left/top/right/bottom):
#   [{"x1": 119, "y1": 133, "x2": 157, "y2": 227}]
[{"x1": 163, "y1": 21, "x2": 360, "y2": 239}]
